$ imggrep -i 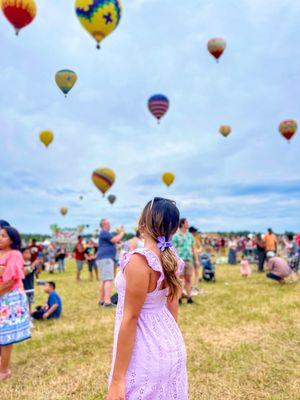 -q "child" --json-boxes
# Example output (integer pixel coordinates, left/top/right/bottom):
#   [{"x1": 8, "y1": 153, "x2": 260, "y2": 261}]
[
  {"x1": 22, "y1": 247, "x2": 41, "y2": 313},
  {"x1": 240, "y1": 255, "x2": 251, "y2": 278},
  {"x1": 31, "y1": 281, "x2": 62, "y2": 320},
  {"x1": 200, "y1": 249, "x2": 216, "y2": 282}
]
